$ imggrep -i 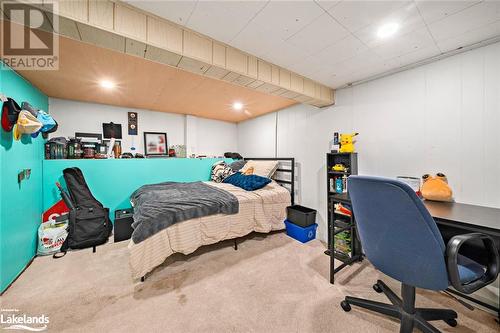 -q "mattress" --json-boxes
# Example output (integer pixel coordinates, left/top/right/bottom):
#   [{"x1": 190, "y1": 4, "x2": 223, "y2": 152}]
[{"x1": 128, "y1": 181, "x2": 291, "y2": 279}]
